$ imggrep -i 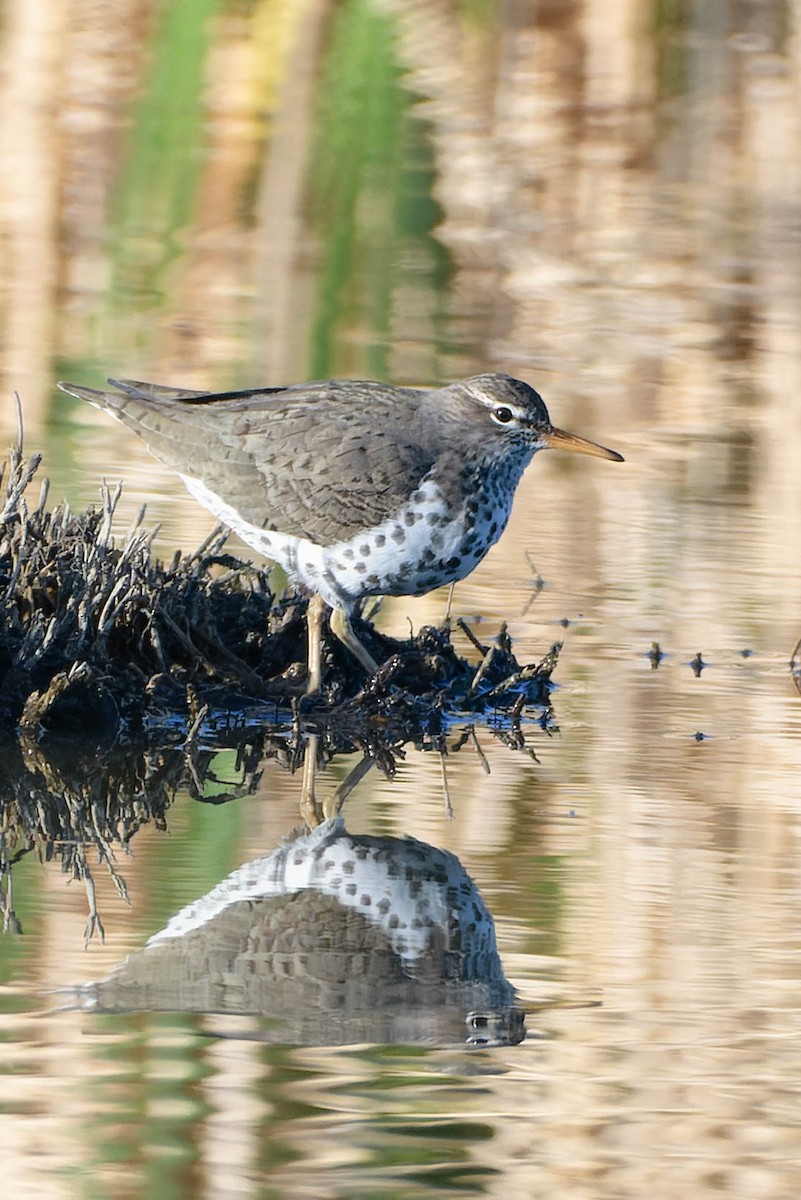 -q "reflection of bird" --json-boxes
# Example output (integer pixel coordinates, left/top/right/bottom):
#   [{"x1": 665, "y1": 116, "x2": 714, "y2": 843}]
[
  {"x1": 76, "y1": 818, "x2": 523, "y2": 1045},
  {"x1": 148, "y1": 817, "x2": 499, "y2": 970},
  {"x1": 59, "y1": 373, "x2": 622, "y2": 689}
]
